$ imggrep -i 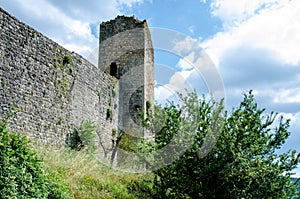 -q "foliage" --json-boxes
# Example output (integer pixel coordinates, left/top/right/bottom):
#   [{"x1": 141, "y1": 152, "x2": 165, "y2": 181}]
[
  {"x1": 118, "y1": 133, "x2": 141, "y2": 152},
  {"x1": 66, "y1": 127, "x2": 84, "y2": 151},
  {"x1": 36, "y1": 144, "x2": 151, "y2": 199},
  {"x1": 107, "y1": 108, "x2": 113, "y2": 122},
  {"x1": 138, "y1": 91, "x2": 300, "y2": 198},
  {"x1": 0, "y1": 120, "x2": 71, "y2": 199},
  {"x1": 62, "y1": 55, "x2": 73, "y2": 66},
  {"x1": 52, "y1": 52, "x2": 73, "y2": 100},
  {"x1": 116, "y1": 129, "x2": 145, "y2": 167},
  {"x1": 59, "y1": 76, "x2": 70, "y2": 97},
  {"x1": 146, "y1": 100, "x2": 152, "y2": 115},
  {"x1": 67, "y1": 120, "x2": 97, "y2": 152}
]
